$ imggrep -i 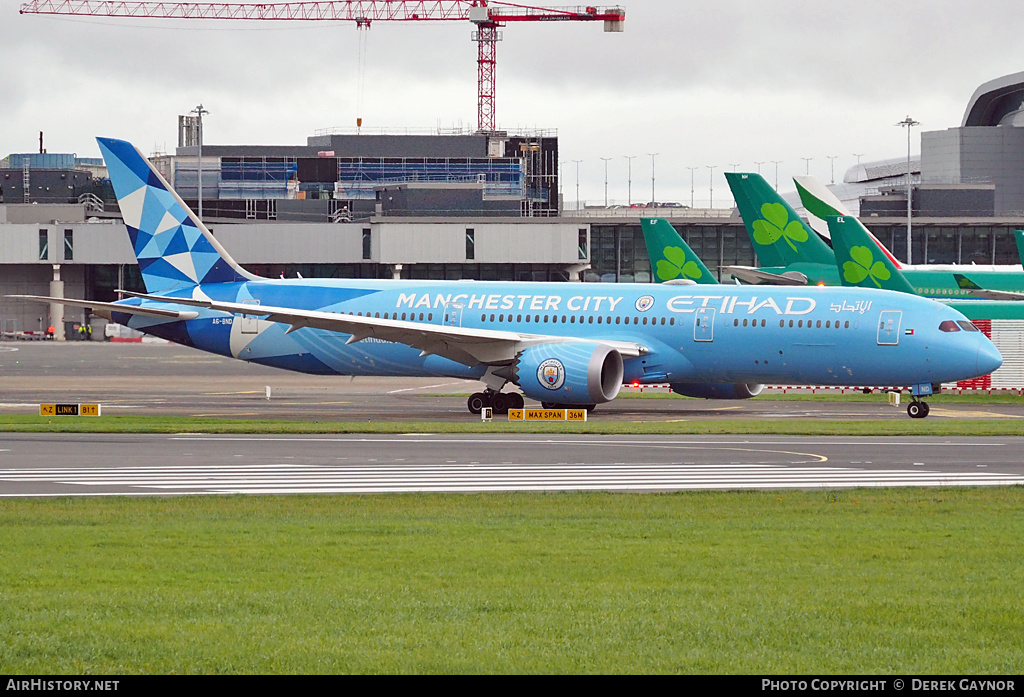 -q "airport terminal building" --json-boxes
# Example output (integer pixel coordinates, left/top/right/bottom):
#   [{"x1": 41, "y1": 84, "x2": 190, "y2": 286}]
[{"x1": 4, "y1": 72, "x2": 1024, "y2": 379}]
